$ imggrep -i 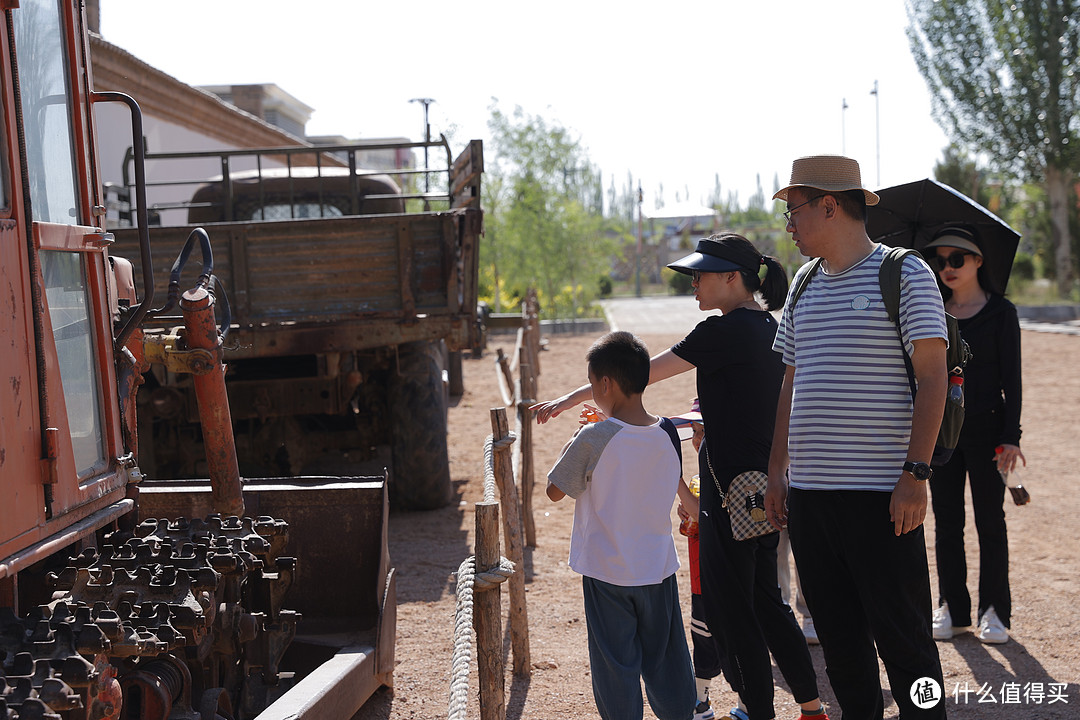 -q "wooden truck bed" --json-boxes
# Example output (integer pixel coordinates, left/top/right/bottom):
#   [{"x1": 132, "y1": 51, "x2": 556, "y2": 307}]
[{"x1": 109, "y1": 207, "x2": 481, "y2": 358}]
